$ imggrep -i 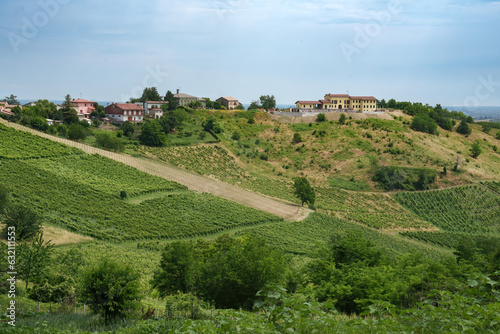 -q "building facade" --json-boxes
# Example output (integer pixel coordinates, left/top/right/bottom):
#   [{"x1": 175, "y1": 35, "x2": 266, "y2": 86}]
[
  {"x1": 173, "y1": 89, "x2": 206, "y2": 108},
  {"x1": 105, "y1": 103, "x2": 144, "y2": 124},
  {"x1": 295, "y1": 93, "x2": 378, "y2": 112},
  {"x1": 143, "y1": 101, "x2": 168, "y2": 118},
  {"x1": 71, "y1": 98, "x2": 95, "y2": 120},
  {"x1": 216, "y1": 97, "x2": 240, "y2": 110}
]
